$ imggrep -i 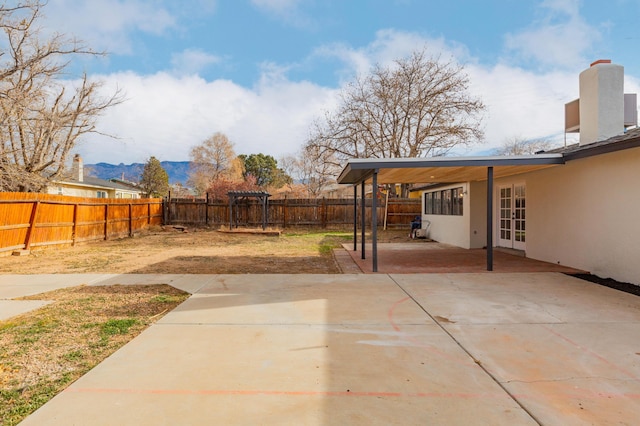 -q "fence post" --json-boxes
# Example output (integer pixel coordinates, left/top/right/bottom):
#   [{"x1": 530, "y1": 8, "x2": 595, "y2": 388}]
[
  {"x1": 283, "y1": 196, "x2": 287, "y2": 229},
  {"x1": 164, "y1": 191, "x2": 171, "y2": 225},
  {"x1": 24, "y1": 200, "x2": 40, "y2": 250},
  {"x1": 104, "y1": 204, "x2": 109, "y2": 240},
  {"x1": 321, "y1": 197, "x2": 327, "y2": 228},
  {"x1": 147, "y1": 202, "x2": 151, "y2": 225},
  {"x1": 129, "y1": 203, "x2": 133, "y2": 237},
  {"x1": 205, "y1": 193, "x2": 209, "y2": 226},
  {"x1": 72, "y1": 203, "x2": 78, "y2": 246}
]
